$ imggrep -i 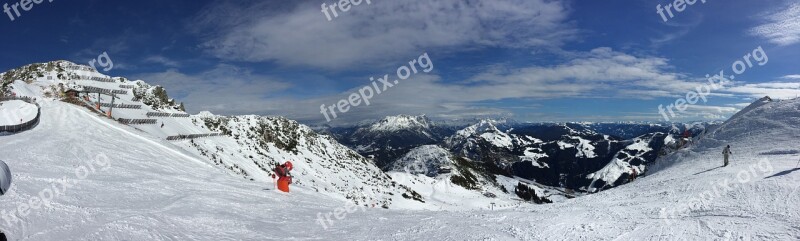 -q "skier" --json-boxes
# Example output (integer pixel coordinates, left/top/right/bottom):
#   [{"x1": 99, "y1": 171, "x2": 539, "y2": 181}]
[
  {"x1": 683, "y1": 129, "x2": 692, "y2": 146},
  {"x1": 273, "y1": 161, "x2": 293, "y2": 193},
  {"x1": 628, "y1": 167, "x2": 638, "y2": 182},
  {"x1": 722, "y1": 145, "x2": 732, "y2": 167}
]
